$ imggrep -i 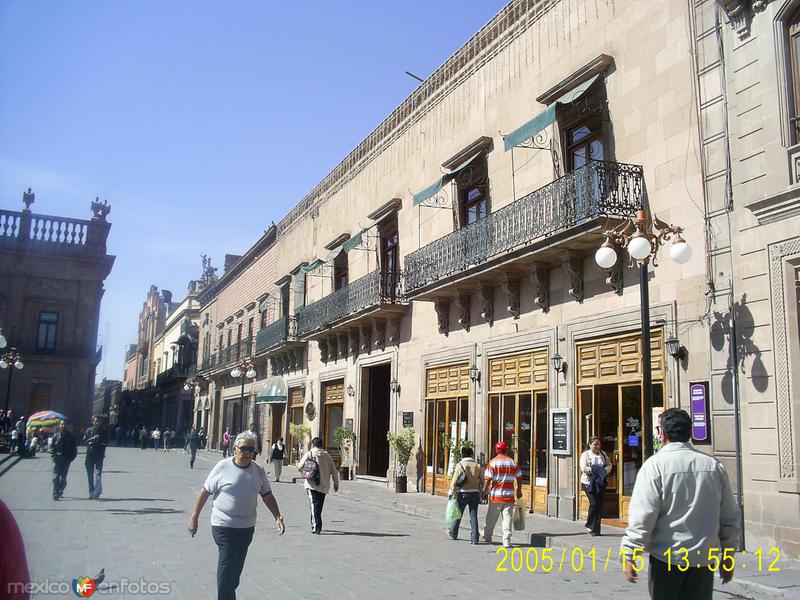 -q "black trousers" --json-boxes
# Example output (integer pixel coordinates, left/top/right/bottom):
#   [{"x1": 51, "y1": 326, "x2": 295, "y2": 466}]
[
  {"x1": 648, "y1": 556, "x2": 714, "y2": 600},
  {"x1": 307, "y1": 489, "x2": 326, "y2": 532},
  {"x1": 212, "y1": 526, "x2": 254, "y2": 600},
  {"x1": 189, "y1": 447, "x2": 197, "y2": 467},
  {"x1": 582, "y1": 484, "x2": 604, "y2": 534},
  {"x1": 52, "y1": 457, "x2": 70, "y2": 497}
]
